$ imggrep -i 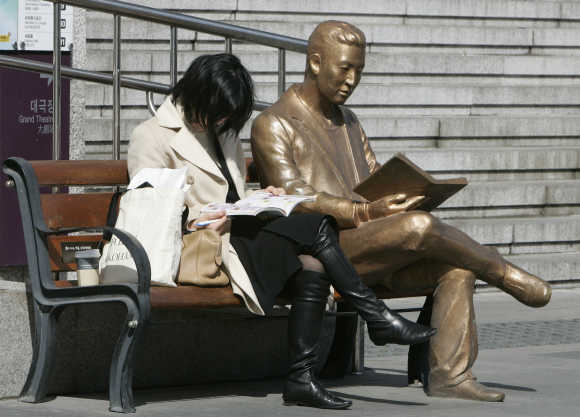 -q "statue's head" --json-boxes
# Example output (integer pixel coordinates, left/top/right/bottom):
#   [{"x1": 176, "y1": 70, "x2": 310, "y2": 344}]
[{"x1": 306, "y1": 21, "x2": 366, "y2": 105}]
